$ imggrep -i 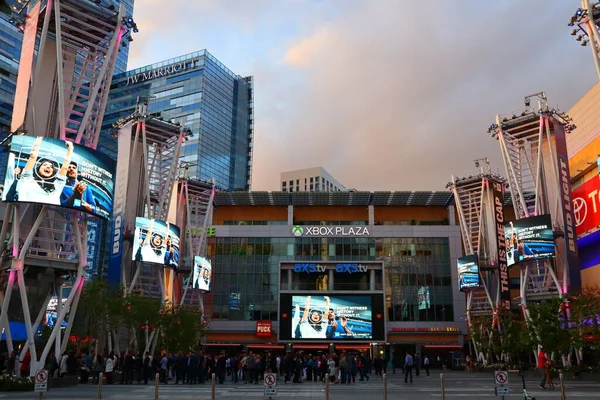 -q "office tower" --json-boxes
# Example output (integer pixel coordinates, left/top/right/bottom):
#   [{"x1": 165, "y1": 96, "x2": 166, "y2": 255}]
[
  {"x1": 281, "y1": 167, "x2": 345, "y2": 192},
  {"x1": 102, "y1": 50, "x2": 254, "y2": 190}
]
